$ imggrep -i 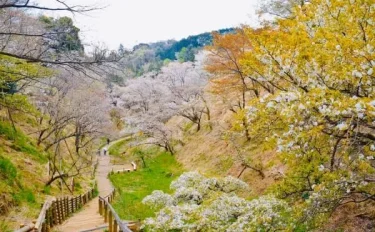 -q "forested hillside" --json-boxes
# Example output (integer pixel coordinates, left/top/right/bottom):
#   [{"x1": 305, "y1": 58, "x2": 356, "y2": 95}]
[
  {"x1": 0, "y1": 2, "x2": 119, "y2": 230},
  {"x1": 2, "y1": 0, "x2": 375, "y2": 232},
  {"x1": 114, "y1": 28, "x2": 234, "y2": 78},
  {"x1": 109, "y1": 0, "x2": 375, "y2": 231}
]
